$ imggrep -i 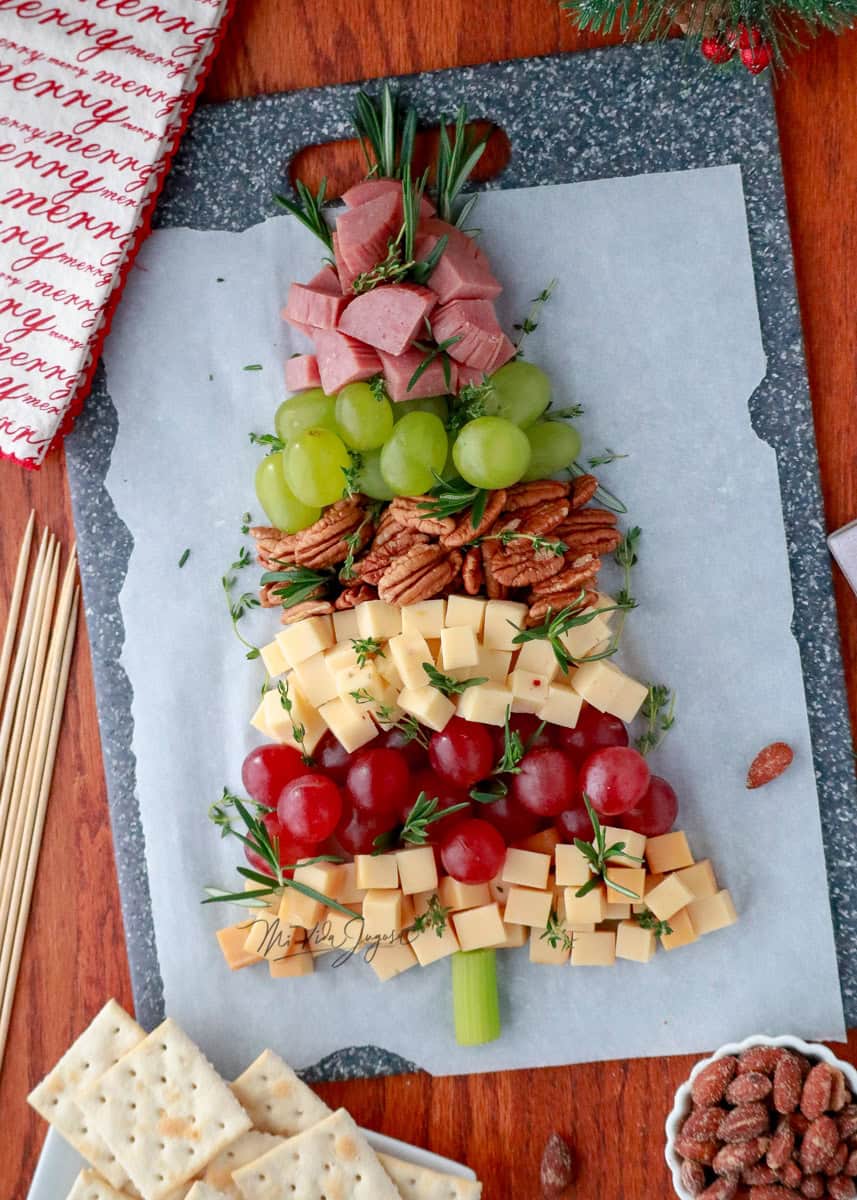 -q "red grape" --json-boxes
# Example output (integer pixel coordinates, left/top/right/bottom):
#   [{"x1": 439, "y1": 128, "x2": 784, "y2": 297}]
[
  {"x1": 315, "y1": 731, "x2": 359, "y2": 783},
  {"x1": 335, "y1": 801, "x2": 397, "y2": 855},
  {"x1": 554, "y1": 803, "x2": 593, "y2": 843},
  {"x1": 277, "y1": 773, "x2": 343, "y2": 844},
  {"x1": 489, "y1": 712, "x2": 552, "y2": 758},
  {"x1": 405, "y1": 769, "x2": 471, "y2": 842},
  {"x1": 241, "y1": 744, "x2": 308, "y2": 807},
  {"x1": 509, "y1": 748, "x2": 578, "y2": 817},
  {"x1": 440, "y1": 818, "x2": 506, "y2": 884},
  {"x1": 244, "y1": 813, "x2": 313, "y2": 877},
  {"x1": 481, "y1": 793, "x2": 539, "y2": 843},
  {"x1": 429, "y1": 717, "x2": 494, "y2": 789},
  {"x1": 621, "y1": 775, "x2": 678, "y2": 837},
  {"x1": 579, "y1": 746, "x2": 650, "y2": 817},
  {"x1": 346, "y1": 748, "x2": 410, "y2": 817},
  {"x1": 553, "y1": 704, "x2": 628, "y2": 762},
  {"x1": 377, "y1": 725, "x2": 428, "y2": 770}
]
